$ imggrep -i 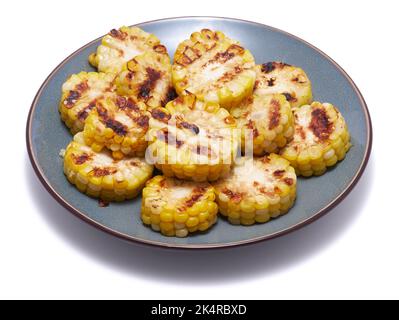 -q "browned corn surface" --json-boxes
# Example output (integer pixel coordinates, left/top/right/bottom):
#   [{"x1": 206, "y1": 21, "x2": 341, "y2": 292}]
[
  {"x1": 141, "y1": 176, "x2": 218, "y2": 237},
  {"x1": 280, "y1": 102, "x2": 351, "y2": 177},
  {"x1": 213, "y1": 155, "x2": 297, "y2": 226},
  {"x1": 147, "y1": 93, "x2": 240, "y2": 182},
  {"x1": 59, "y1": 72, "x2": 115, "y2": 134},
  {"x1": 254, "y1": 62, "x2": 313, "y2": 109},
  {"x1": 231, "y1": 93, "x2": 294, "y2": 156},
  {"x1": 83, "y1": 95, "x2": 150, "y2": 159},
  {"x1": 63, "y1": 133, "x2": 153, "y2": 202},
  {"x1": 172, "y1": 29, "x2": 256, "y2": 110},
  {"x1": 115, "y1": 47, "x2": 174, "y2": 109},
  {"x1": 89, "y1": 26, "x2": 162, "y2": 74}
]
